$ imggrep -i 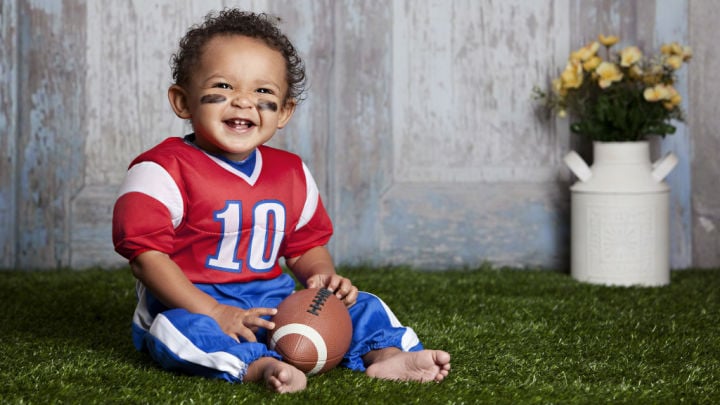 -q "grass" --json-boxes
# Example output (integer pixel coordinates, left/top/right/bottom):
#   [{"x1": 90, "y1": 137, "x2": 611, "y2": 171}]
[{"x1": 0, "y1": 266, "x2": 718, "y2": 404}]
